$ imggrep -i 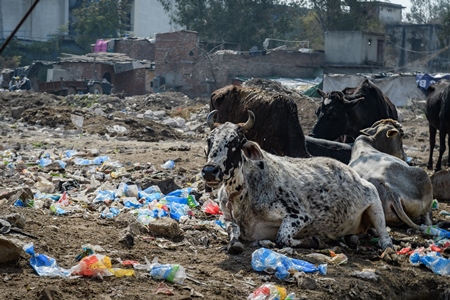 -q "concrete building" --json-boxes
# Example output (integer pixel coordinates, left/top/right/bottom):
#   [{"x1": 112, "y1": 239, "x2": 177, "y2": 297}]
[
  {"x1": 0, "y1": 0, "x2": 177, "y2": 42},
  {"x1": 323, "y1": 31, "x2": 385, "y2": 74},
  {"x1": 0, "y1": 0, "x2": 69, "y2": 41},
  {"x1": 126, "y1": 0, "x2": 181, "y2": 38},
  {"x1": 385, "y1": 24, "x2": 449, "y2": 72},
  {"x1": 360, "y1": 1, "x2": 404, "y2": 24}
]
